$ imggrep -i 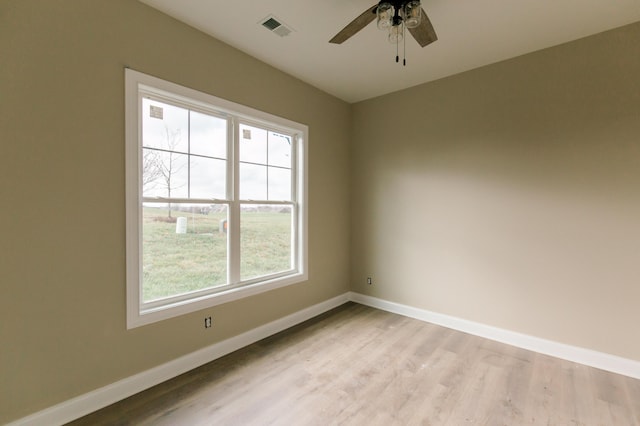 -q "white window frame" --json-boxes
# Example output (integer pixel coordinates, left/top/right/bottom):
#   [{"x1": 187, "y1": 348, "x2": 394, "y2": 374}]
[{"x1": 125, "y1": 69, "x2": 308, "y2": 329}]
